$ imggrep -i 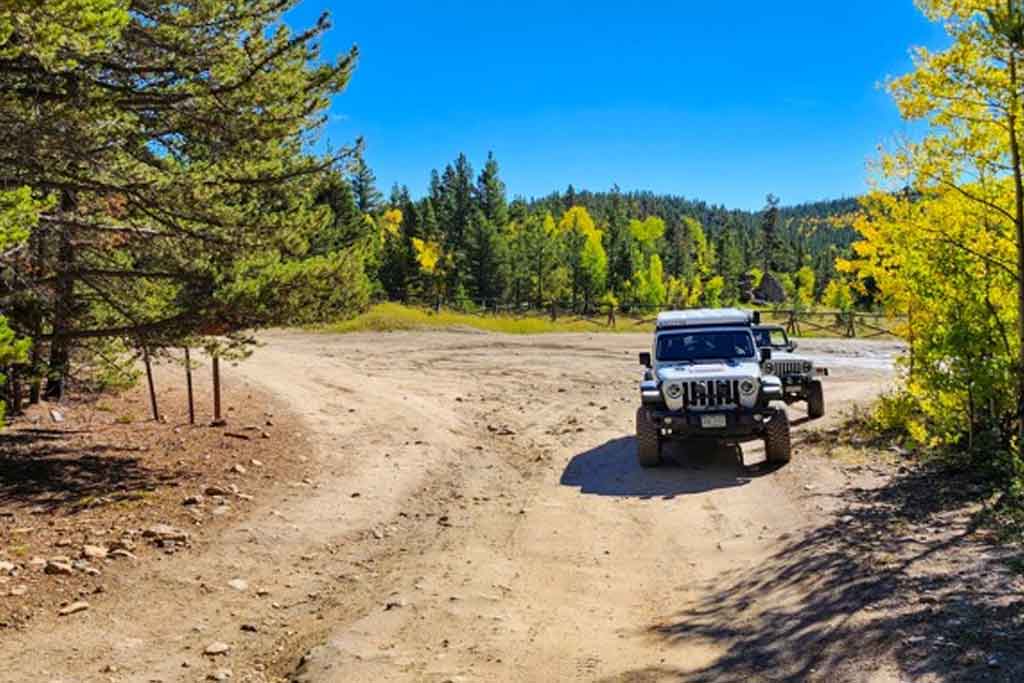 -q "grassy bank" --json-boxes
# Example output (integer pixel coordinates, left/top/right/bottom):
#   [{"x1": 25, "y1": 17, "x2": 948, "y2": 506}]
[{"x1": 317, "y1": 303, "x2": 651, "y2": 335}]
